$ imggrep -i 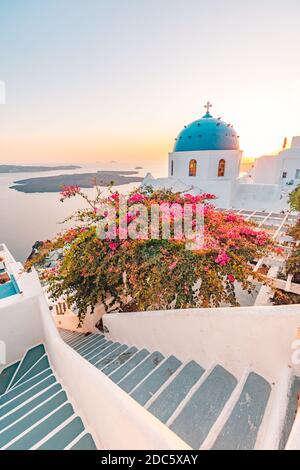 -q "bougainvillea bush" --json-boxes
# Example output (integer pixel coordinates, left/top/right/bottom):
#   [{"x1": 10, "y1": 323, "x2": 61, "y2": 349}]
[
  {"x1": 289, "y1": 184, "x2": 300, "y2": 212},
  {"x1": 26, "y1": 185, "x2": 277, "y2": 324}
]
